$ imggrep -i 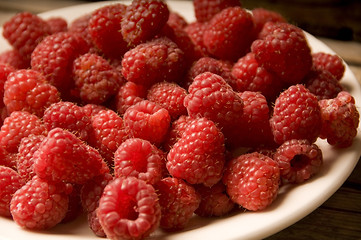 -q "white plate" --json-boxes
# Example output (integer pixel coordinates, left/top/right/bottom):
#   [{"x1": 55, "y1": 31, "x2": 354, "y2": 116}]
[{"x1": 0, "y1": 1, "x2": 360, "y2": 240}]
